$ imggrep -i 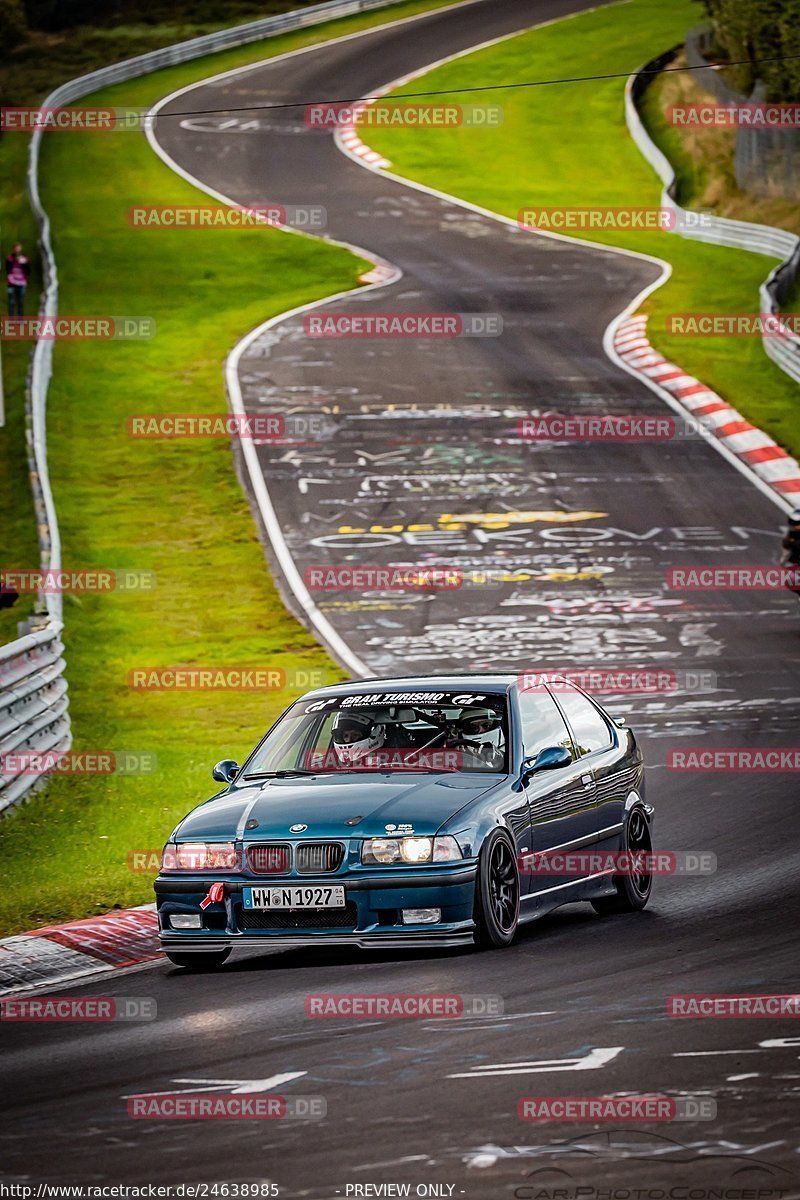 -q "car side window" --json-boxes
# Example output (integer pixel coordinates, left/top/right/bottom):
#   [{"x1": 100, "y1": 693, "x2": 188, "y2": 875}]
[
  {"x1": 518, "y1": 690, "x2": 575, "y2": 760},
  {"x1": 305, "y1": 712, "x2": 338, "y2": 769},
  {"x1": 554, "y1": 686, "x2": 613, "y2": 756}
]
